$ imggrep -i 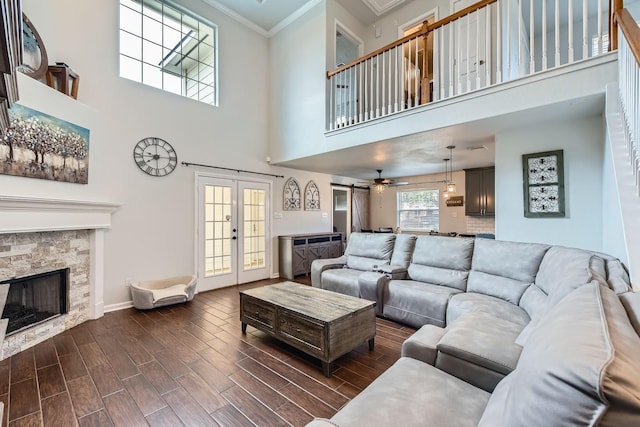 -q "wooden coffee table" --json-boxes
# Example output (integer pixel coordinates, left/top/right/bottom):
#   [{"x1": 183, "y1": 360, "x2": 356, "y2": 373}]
[{"x1": 240, "y1": 281, "x2": 376, "y2": 377}]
